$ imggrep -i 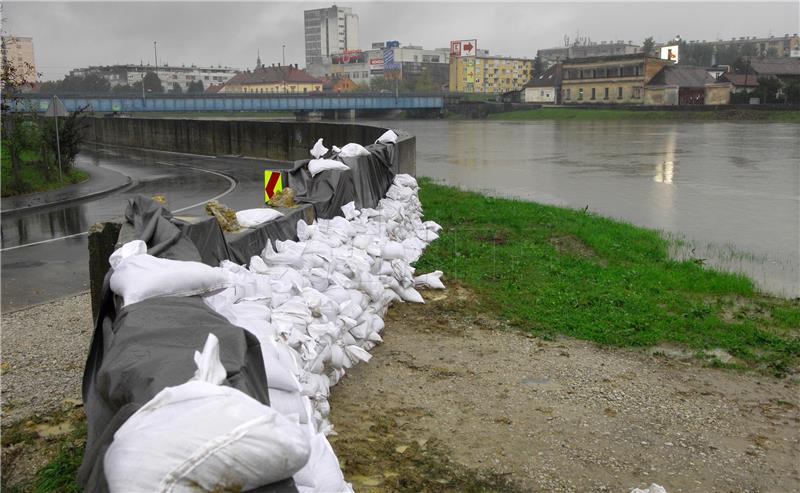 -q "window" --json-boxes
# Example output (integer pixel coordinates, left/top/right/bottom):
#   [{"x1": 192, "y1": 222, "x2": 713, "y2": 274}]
[
  {"x1": 604, "y1": 87, "x2": 609, "y2": 100},
  {"x1": 578, "y1": 88, "x2": 583, "y2": 100},
  {"x1": 565, "y1": 88, "x2": 571, "y2": 100},
  {"x1": 590, "y1": 87, "x2": 596, "y2": 100},
  {"x1": 633, "y1": 86, "x2": 642, "y2": 98},
  {"x1": 617, "y1": 87, "x2": 623, "y2": 99}
]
